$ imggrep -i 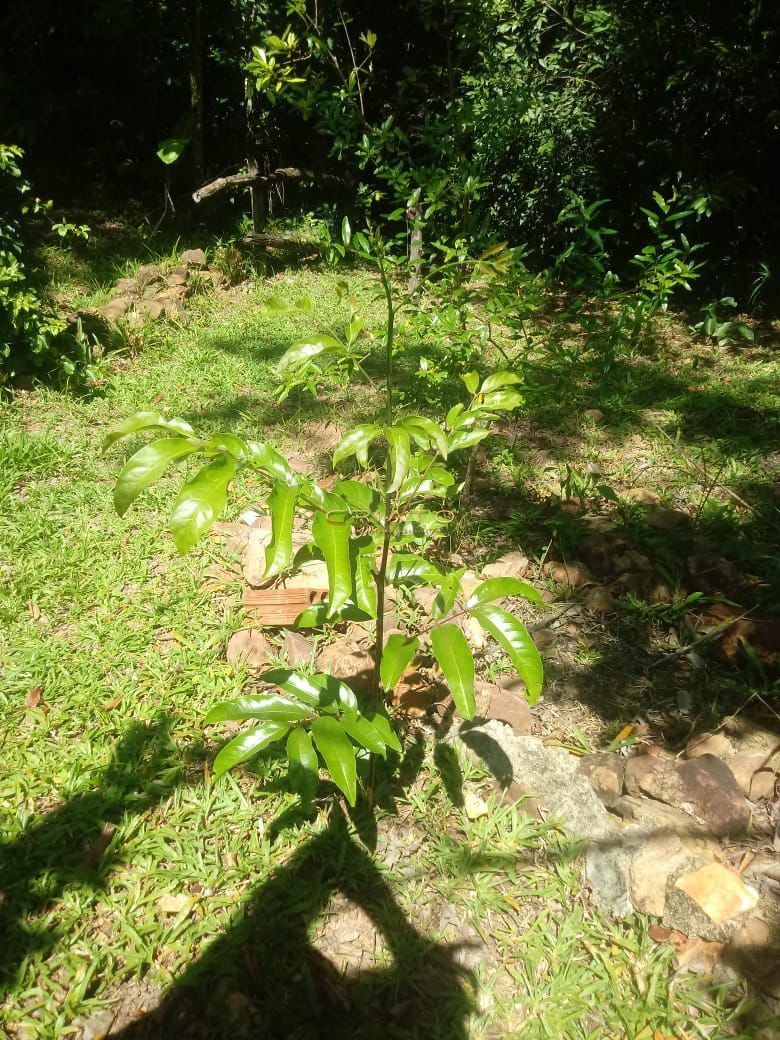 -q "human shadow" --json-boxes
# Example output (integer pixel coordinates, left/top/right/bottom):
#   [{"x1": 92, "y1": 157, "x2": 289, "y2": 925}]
[
  {"x1": 110, "y1": 806, "x2": 475, "y2": 1040},
  {"x1": 0, "y1": 716, "x2": 195, "y2": 993}
]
